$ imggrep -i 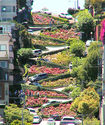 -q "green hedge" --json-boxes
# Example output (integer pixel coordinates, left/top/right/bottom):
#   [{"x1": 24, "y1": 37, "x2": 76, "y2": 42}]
[
  {"x1": 32, "y1": 35, "x2": 66, "y2": 43},
  {"x1": 39, "y1": 73, "x2": 71, "y2": 83},
  {"x1": 21, "y1": 84, "x2": 69, "y2": 96},
  {"x1": 23, "y1": 64, "x2": 28, "y2": 77},
  {"x1": 33, "y1": 44, "x2": 46, "y2": 50},
  {"x1": 37, "y1": 60, "x2": 68, "y2": 69}
]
